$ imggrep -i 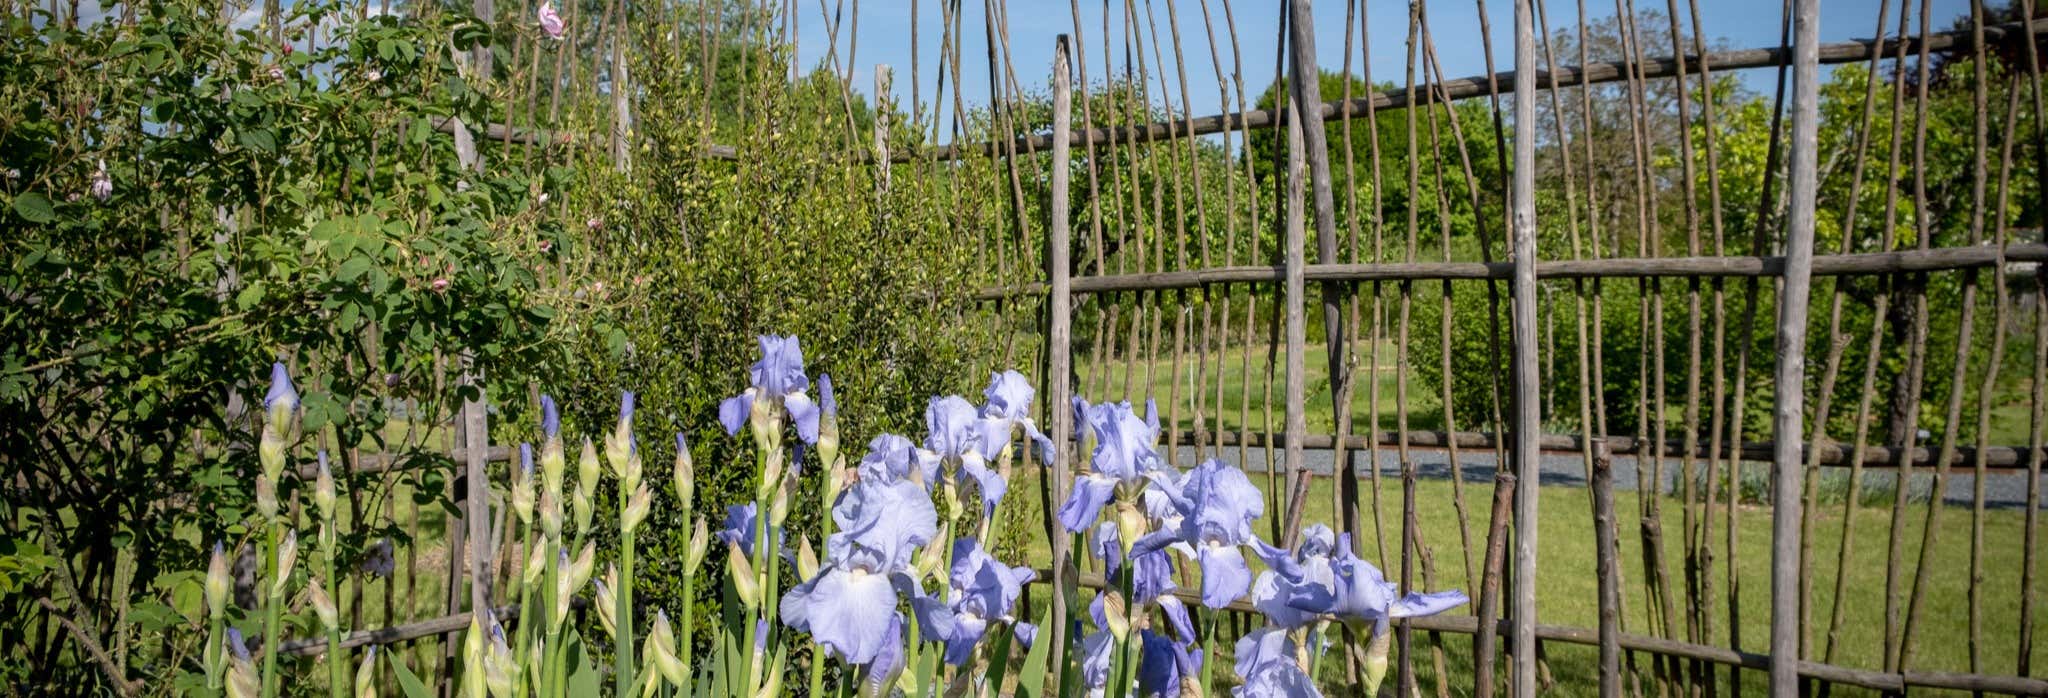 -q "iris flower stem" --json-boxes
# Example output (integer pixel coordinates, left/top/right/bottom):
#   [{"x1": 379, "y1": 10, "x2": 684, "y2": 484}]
[
  {"x1": 680, "y1": 571, "x2": 695, "y2": 698},
  {"x1": 1198, "y1": 608, "x2": 1218, "y2": 698},
  {"x1": 511, "y1": 523, "x2": 535, "y2": 698},
  {"x1": 206, "y1": 615, "x2": 224, "y2": 690},
  {"x1": 616, "y1": 521, "x2": 637, "y2": 698},
  {"x1": 1106, "y1": 564, "x2": 1136, "y2": 698},
  {"x1": 540, "y1": 537, "x2": 559, "y2": 696},
  {"x1": 259, "y1": 521, "x2": 282, "y2": 698},
  {"x1": 323, "y1": 544, "x2": 345, "y2": 698}
]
